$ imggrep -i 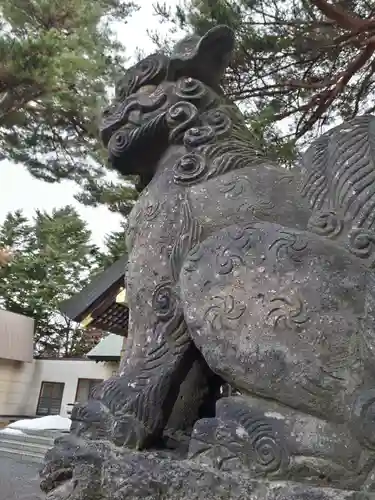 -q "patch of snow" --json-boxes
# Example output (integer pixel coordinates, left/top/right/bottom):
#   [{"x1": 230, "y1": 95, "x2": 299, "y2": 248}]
[
  {"x1": 0, "y1": 427, "x2": 25, "y2": 436},
  {"x1": 235, "y1": 427, "x2": 249, "y2": 438},
  {"x1": 8, "y1": 415, "x2": 71, "y2": 432},
  {"x1": 264, "y1": 411, "x2": 285, "y2": 420}
]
